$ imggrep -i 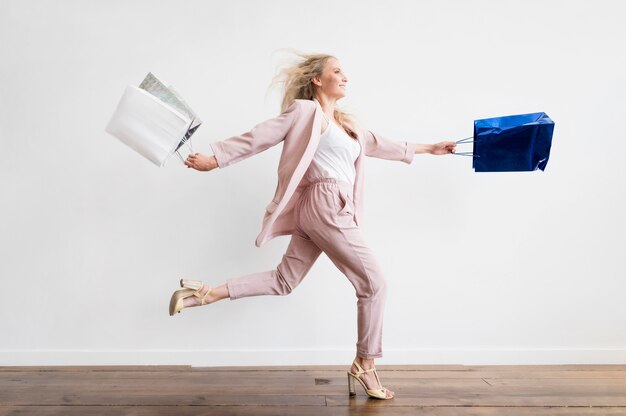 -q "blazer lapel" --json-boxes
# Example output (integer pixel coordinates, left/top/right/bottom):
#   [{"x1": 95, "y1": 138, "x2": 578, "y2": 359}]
[{"x1": 268, "y1": 98, "x2": 323, "y2": 219}]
